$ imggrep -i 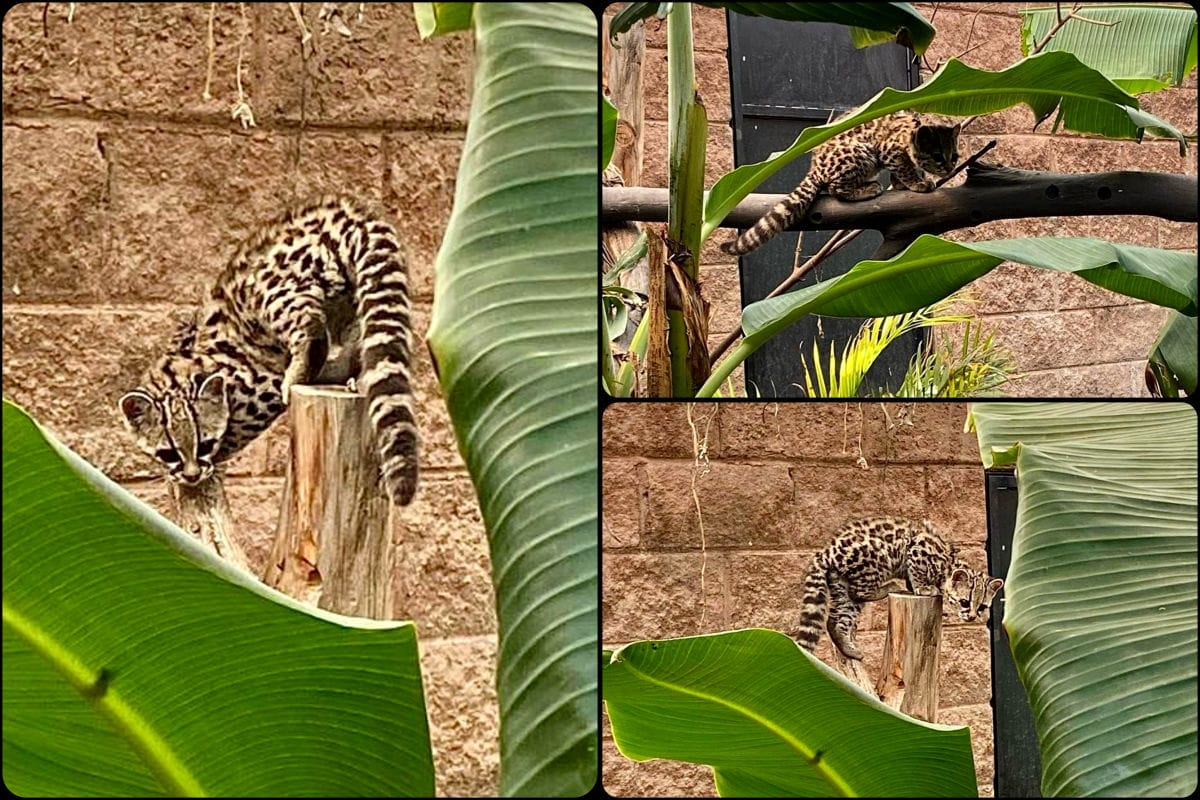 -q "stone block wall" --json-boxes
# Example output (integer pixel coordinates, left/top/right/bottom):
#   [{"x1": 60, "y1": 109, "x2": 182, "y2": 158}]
[
  {"x1": 604, "y1": 1, "x2": 1198, "y2": 397},
  {"x1": 2, "y1": 4, "x2": 496, "y2": 795},
  {"x1": 602, "y1": 402, "x2": 999, "y2": 796}
]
